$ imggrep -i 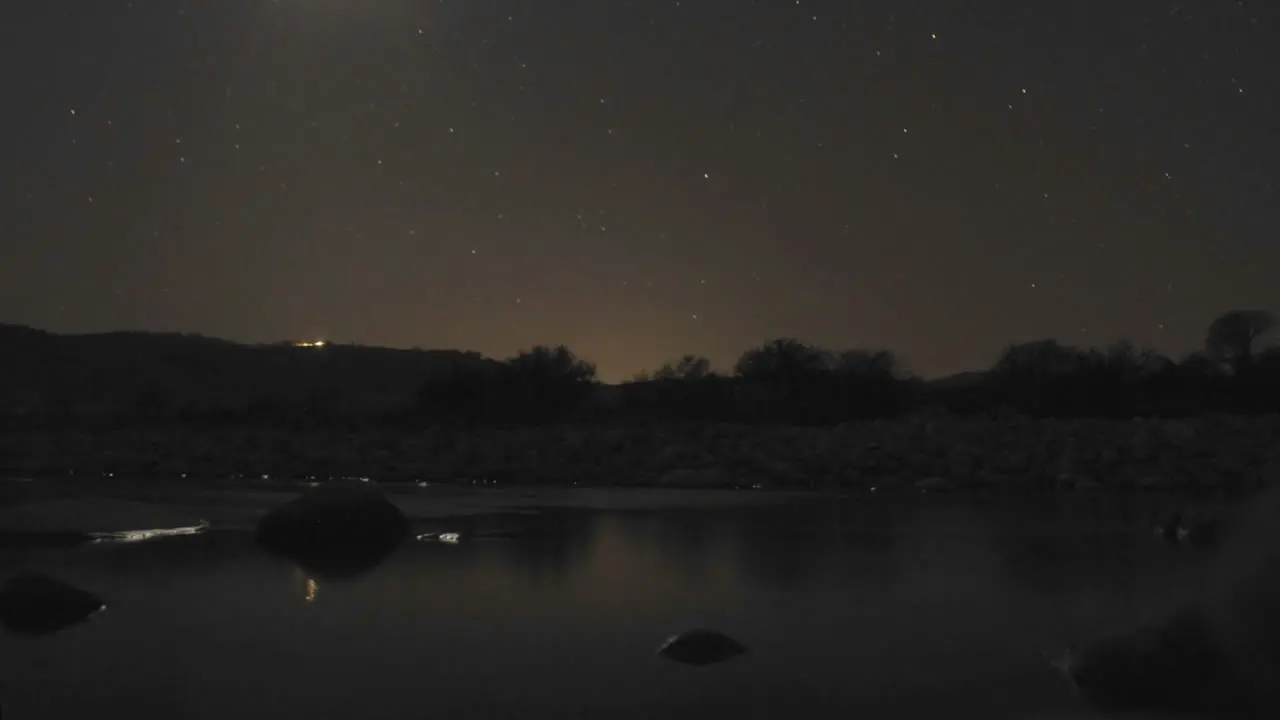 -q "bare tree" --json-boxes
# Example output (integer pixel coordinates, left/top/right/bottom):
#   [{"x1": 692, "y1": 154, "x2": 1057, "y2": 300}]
[{"x1": 1205, "y1": 310, "x2": 1275, "y2": 374}]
